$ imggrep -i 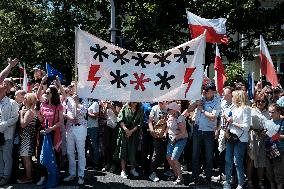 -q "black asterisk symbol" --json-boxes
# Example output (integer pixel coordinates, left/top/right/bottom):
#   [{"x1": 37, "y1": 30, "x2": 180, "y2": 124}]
[
  {"x1": 110, "y1": 70, "x2": 129, "y2": 88},
  {"x1": 174, "y1": 46, "x2": 194, "y2": 63},
  {"x1": 154, "y1": 71, "x2": 175, "y2": 90},
  {"x1": 90, "y1": 44, "x2": 109, "y2": 62},
  {"x1": 132, "y1": 53, "x2": 151, "y2": 68},
  {"x1": 111, "y1": 50, "x2": 130, "y2": 65},
  {"x1": 153, "y1": 52, "x2": 172, "y2": 67}
]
